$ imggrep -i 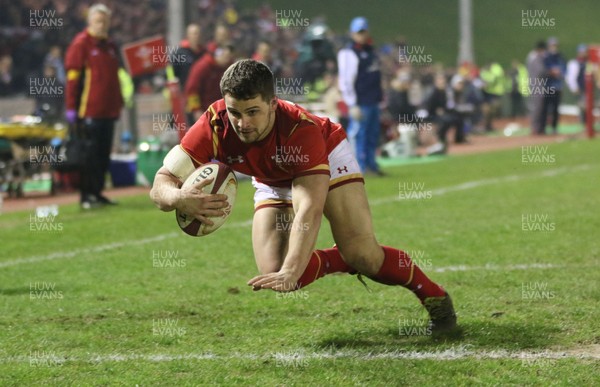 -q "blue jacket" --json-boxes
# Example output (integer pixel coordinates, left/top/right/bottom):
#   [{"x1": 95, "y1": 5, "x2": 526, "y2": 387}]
[
  {"x1": 338, "y1": 42, "x2": 382, "y2": 106},
  {"x1": 544, "y1": 52, "x2": 566, "y2": 90}
]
